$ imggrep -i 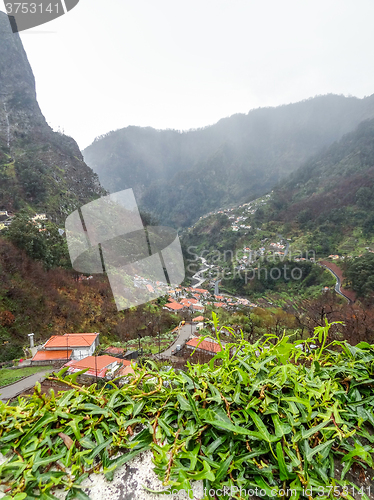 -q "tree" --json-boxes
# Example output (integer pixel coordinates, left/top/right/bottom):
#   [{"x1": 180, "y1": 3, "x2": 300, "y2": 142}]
[{"x1": 4, "y1": 212, "x2": 69, "y2": 269}]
